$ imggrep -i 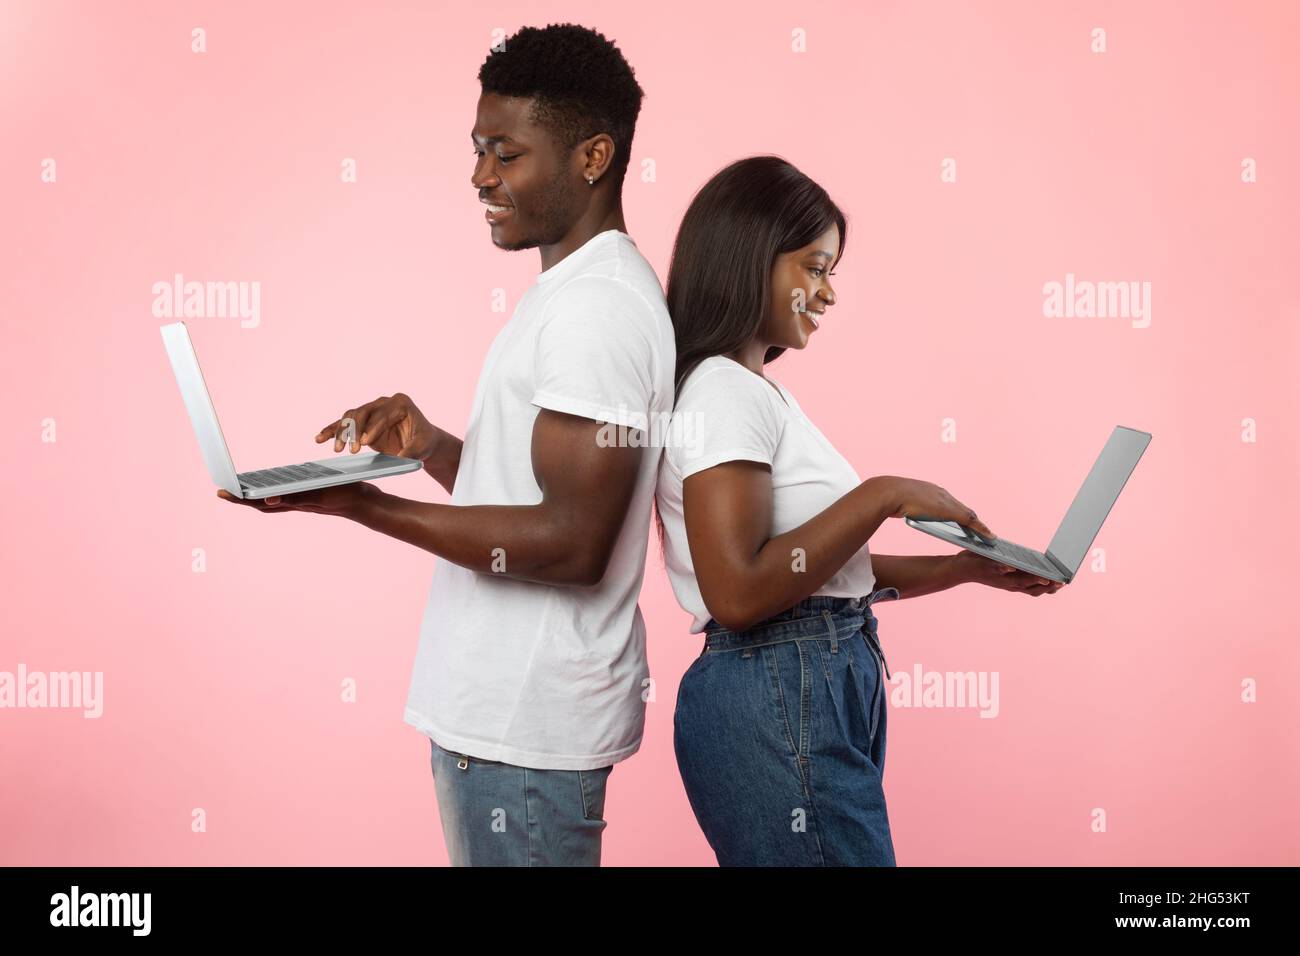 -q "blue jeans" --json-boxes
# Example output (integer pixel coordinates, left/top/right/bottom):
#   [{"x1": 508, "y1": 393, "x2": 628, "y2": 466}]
[
  {"x1": 674, "y1": 588, "x2": 901, "y2": 866},
  {"x1": 428, "y1": 740, "x2": 613, "y2": 866}
]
